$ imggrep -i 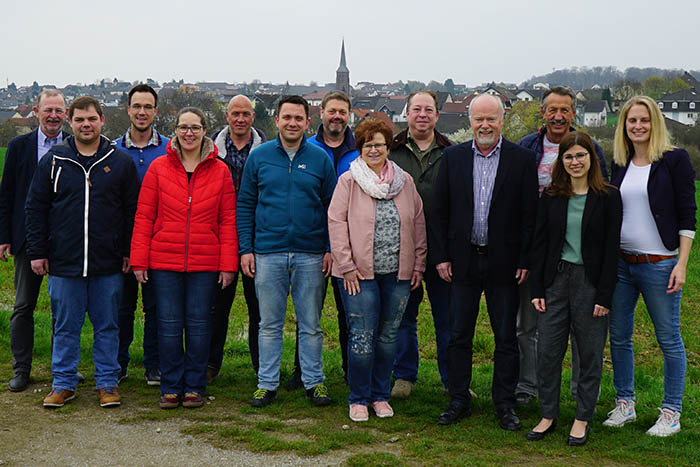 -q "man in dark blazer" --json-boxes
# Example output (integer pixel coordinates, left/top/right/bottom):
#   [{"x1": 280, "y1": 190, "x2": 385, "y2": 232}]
[
  {"x1": 0, "y1": 90, "x2": 69, "y2": 392},
  {"x1": 431, "y1": 94, "x2": 538, "y2": 430}
]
